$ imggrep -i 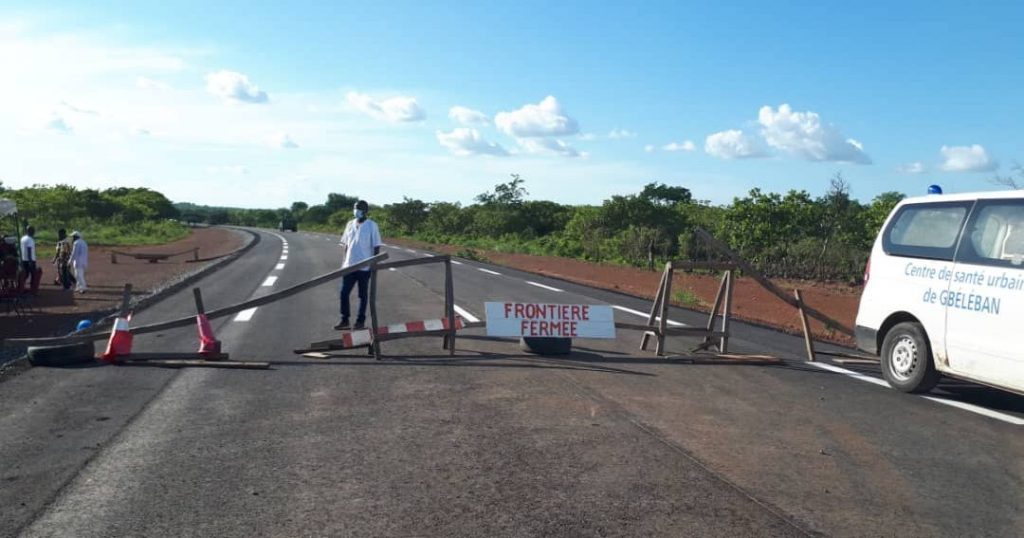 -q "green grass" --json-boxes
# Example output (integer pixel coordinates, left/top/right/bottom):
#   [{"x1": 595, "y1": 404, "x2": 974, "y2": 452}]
[
  {"x1": 673, "y1": 289, "x2": 704, "y2": 307},
  {"x1": 29, "y1": 219, "x2": 190, "y2": 246}
]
